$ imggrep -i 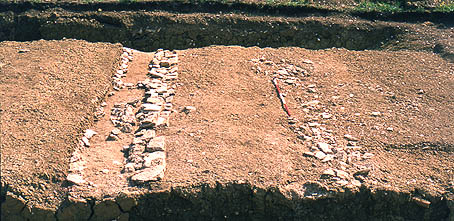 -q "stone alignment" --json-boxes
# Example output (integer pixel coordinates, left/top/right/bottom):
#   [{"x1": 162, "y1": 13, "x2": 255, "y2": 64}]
[
  {"x1": 122, "y1": 49, "x2": 178, "y2": 184},
  {"x1": 67, "y1": 47, "x2": 133, "y2": 186}
]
